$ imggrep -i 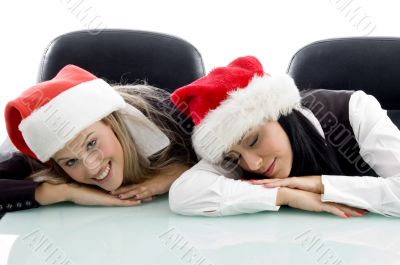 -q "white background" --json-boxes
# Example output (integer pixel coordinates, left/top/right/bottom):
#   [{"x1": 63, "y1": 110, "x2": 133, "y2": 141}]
[
  {"x1": 0, "y1": 0, "x2": 399, "y2": 141},
  {"x1": 1, "y1": 1, "x2": 400, "y2": 263}
]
